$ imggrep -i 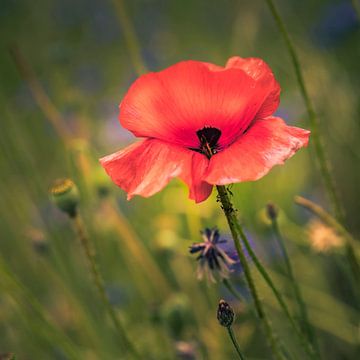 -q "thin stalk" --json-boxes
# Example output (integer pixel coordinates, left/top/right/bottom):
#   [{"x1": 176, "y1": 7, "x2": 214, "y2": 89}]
[
  {"x1": 8, "y1": 45, "x2": 71, "y2": 143},
  {"x1": 270, "y1": 216, "x2": 320, "y2": 356},
  {"x1": 295, "y1": 196, "x2": 360, "y2": 283},
  {"x1": 111, "y1": 0, "x2": 148, "y2": 75},
  {"x1": 0, "y1": 257, "x2": 79, "y2": 359},
  {"x1": 232, "y1": 214, "x2": 318, "y2": 359},
  {"x1": 216, "y1": 185, "x2": 284, "y2": 360},
  {"x1": 223, "y1": 278, "x2": 243, "y2": 302},
  {"x1": 227, "y1": 326, "x2": 246, "y2": 360},
  {"x1": 264, "y1": 0, "x2": 343, "y2": 223},
  {"x1": 105, "y1": 198, "x2": 172, "y2": 295},
  {"x1": 72, "y1": 212, "x2": 141, "y2": 359}
]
